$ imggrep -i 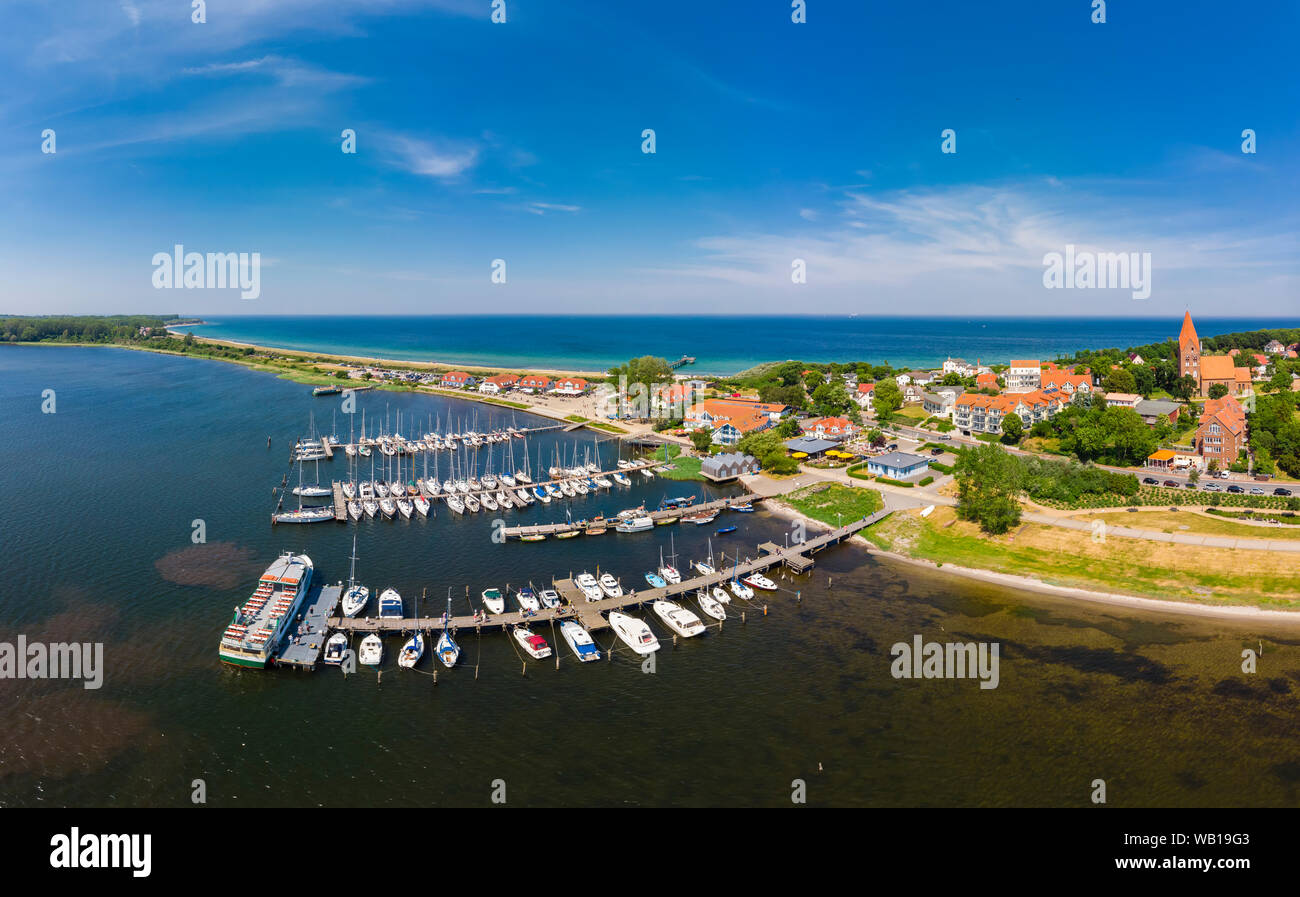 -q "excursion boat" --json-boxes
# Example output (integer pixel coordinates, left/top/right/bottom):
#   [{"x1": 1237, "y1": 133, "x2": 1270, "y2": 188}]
[
  {"x1": 218, "y1": 552, "x2": 314, "y2": 668},
  {"x1": 539, "y1": 589, "x2": 562, "y2": 609},
  {"x1": 481, "y1": 588, "x2": 505, "y2": 614},
  {"x1": 575, "y1": 573, "x2": 603, "y2": 602},
  {"x1": 697, "y1": 589, "x2": 726, "y2": 621},
  {"x1": 399, "y1": 631, "x2": 424, "y2": 669},
  {"x1": 608, "y1": 612, "x2": 659, "y2": 655},
  {"x1": 514, "y1": 628, "x2": 552, "y2": 660},
  {"x1": 644, "y1": 572, "x2": 666, "y2": 588},
  {"x1": 598, "y1": 573, "x2": 623, "y2": 598},
  {"x1": 744, "y1": 573, "x2": 778, "y2": 591},
  {"x1": 378, "y1": 588, "x2": 404, "y2": 618},
  {"x1": 323, "y1": 632, "x2": 348, "y2": 665},
  {"x1": 559, "y1": 620, "x2": 601, "y2": 662},
  {"x1": 516, "y1": 587, "x2": 541, "y2": 612},
  {"x1": 653, "y1": 600, "x2": 705, "y2": 638},
  {"x1": 358, "y1": 633, "x2": 384, "y2": 666},
  {"x1": 615, "y1": 515, "x2": 653, "y2": 533}
]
